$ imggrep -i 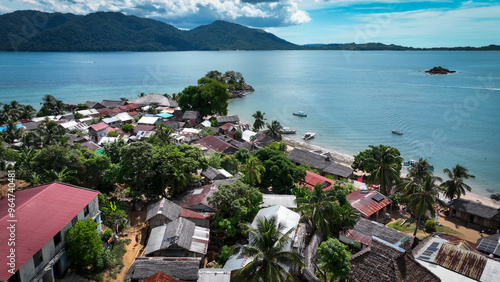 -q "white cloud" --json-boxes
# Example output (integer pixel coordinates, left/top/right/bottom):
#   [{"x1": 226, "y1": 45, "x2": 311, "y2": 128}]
[{"x1": 9, "y1": 0, "x2": 310, "y2": 27}]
